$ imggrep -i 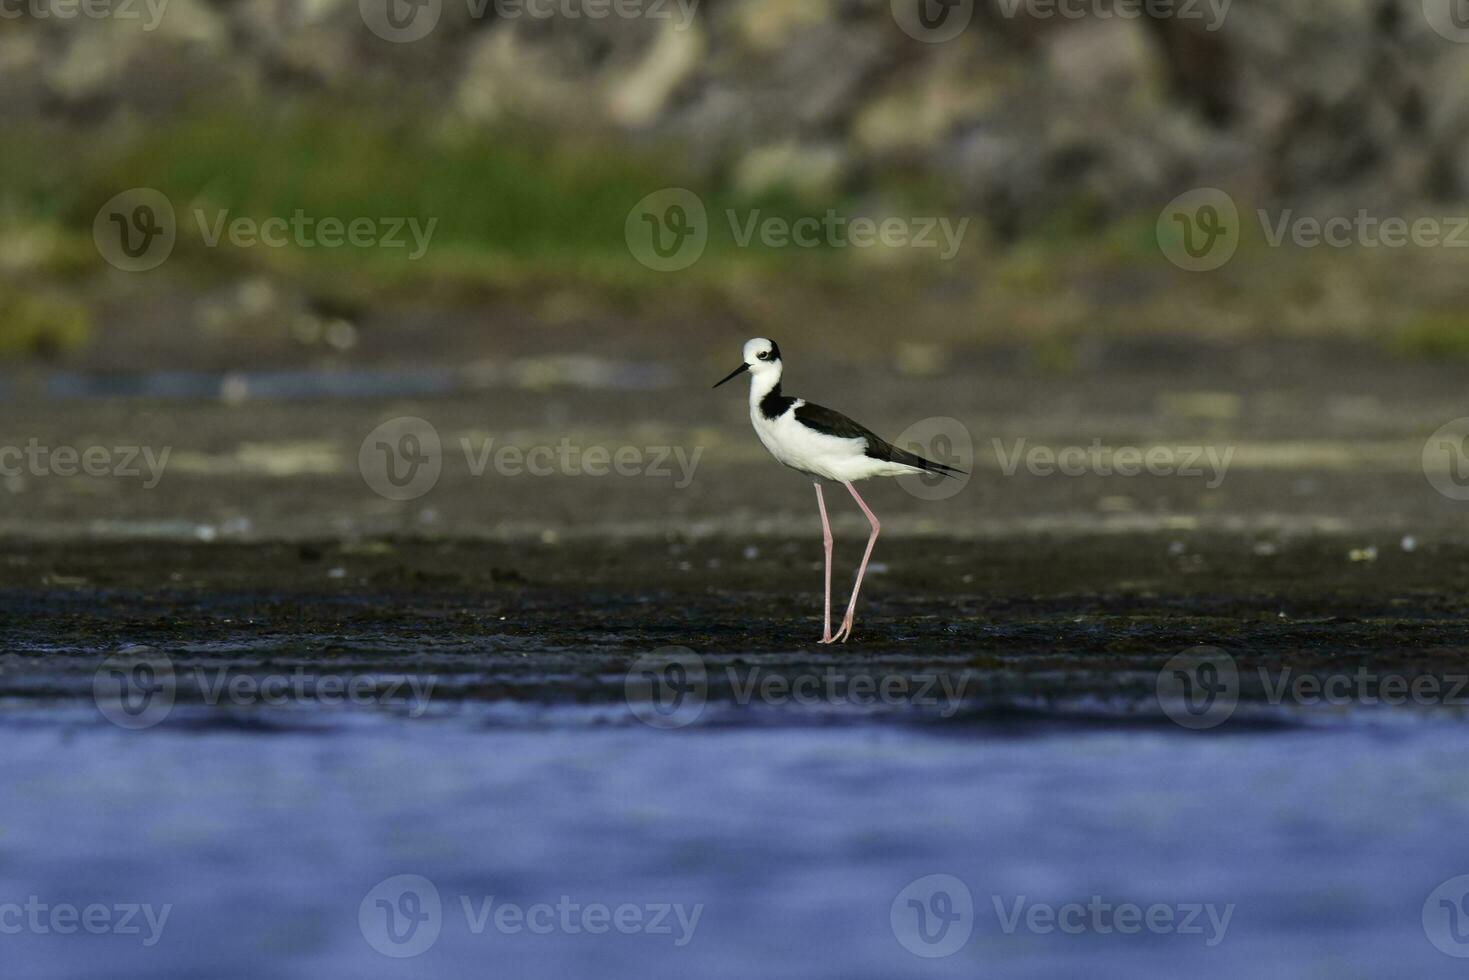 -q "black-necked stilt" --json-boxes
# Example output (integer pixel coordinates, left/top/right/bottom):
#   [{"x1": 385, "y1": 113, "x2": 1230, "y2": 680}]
[{"x1": 714, "y1": 338, "x2": 963, "y2": 643}]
